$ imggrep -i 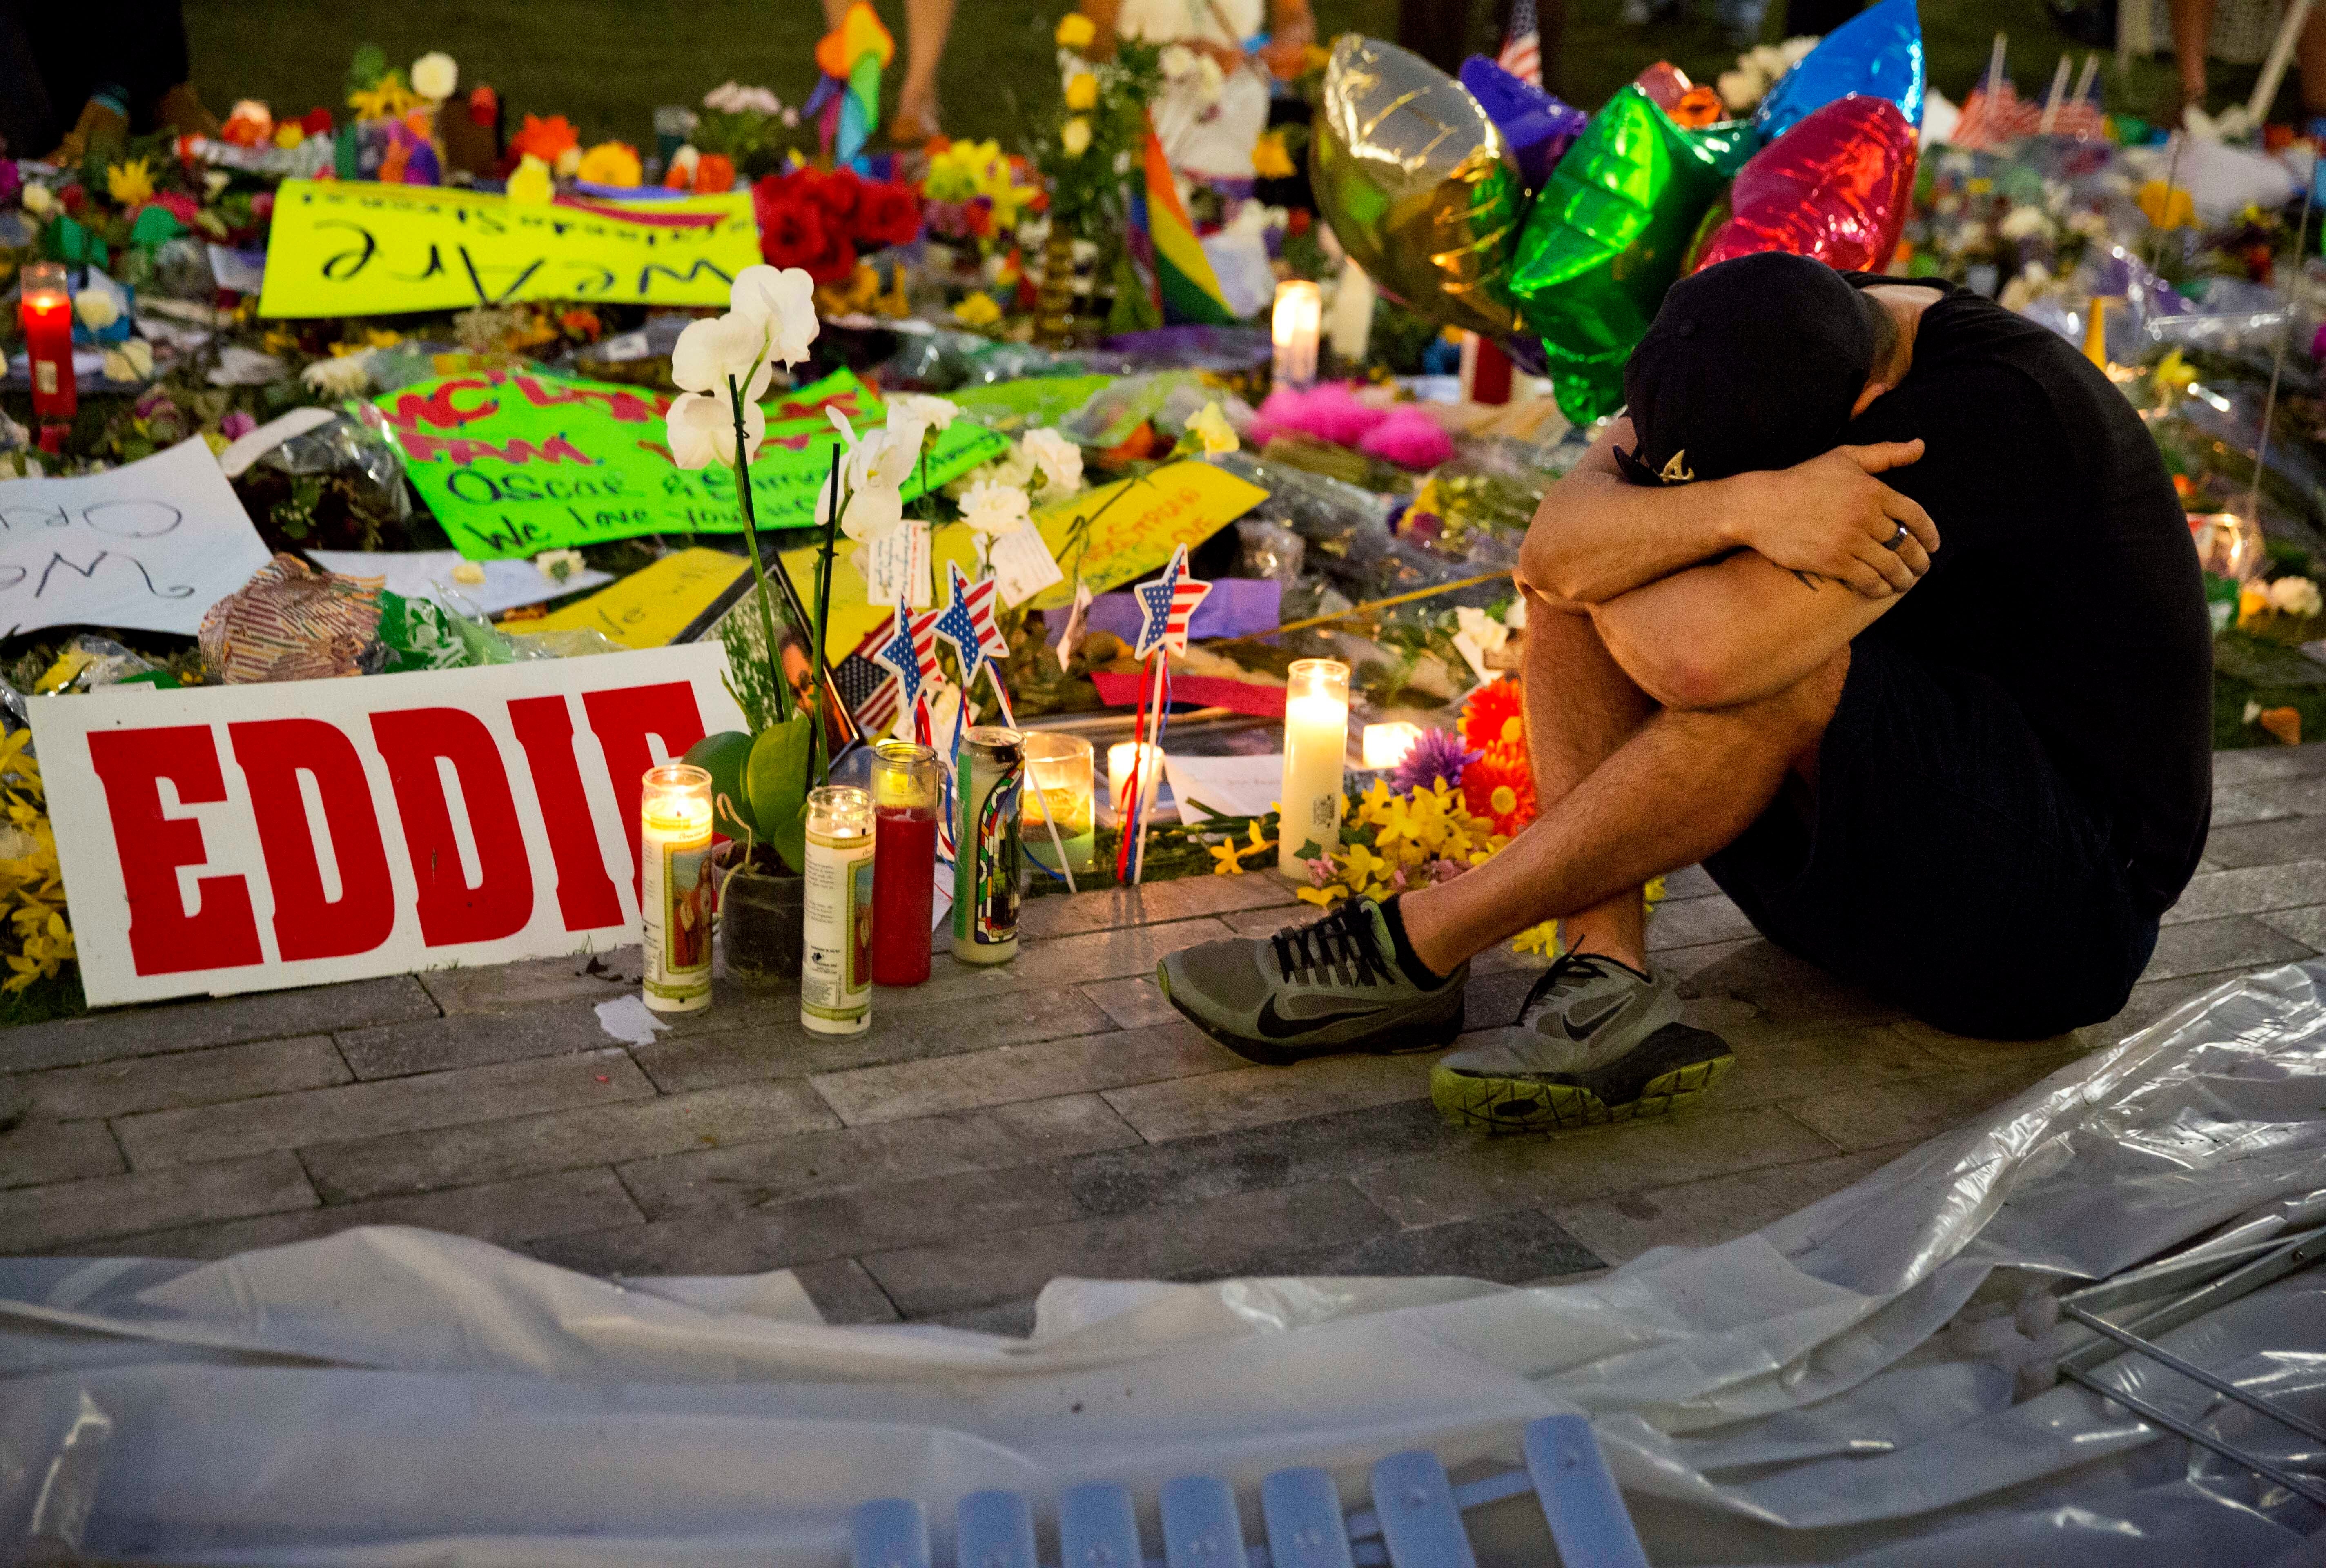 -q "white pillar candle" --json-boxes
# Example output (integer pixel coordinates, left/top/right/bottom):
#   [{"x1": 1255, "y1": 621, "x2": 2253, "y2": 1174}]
[
  {"x1": 1327, "y1": 261, "x2": 1375, "y2": 365},
  {"x1": 1361, "y1": 721, "x2": 1423, "y2": 771},
  {"x1": 1279, "y1": 659, "x2": 1349, "y2": 874},
  {"x1": 1106, "y1": 741, "x2": 1165, "y2": 822},
  {"x1": 639, "y1": 763, "x2": 714, "y2": 1014},
  {"x1": 1272, "y1": 279, "x2": 1322, "y2": 389}
]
